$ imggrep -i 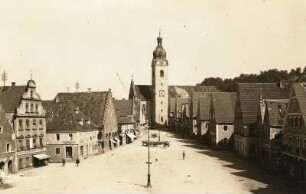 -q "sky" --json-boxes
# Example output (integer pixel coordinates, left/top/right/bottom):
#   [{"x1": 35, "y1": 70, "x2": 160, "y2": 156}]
[{"x1": 0, "y1": 0, "x2": 306, "y2": 100}]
